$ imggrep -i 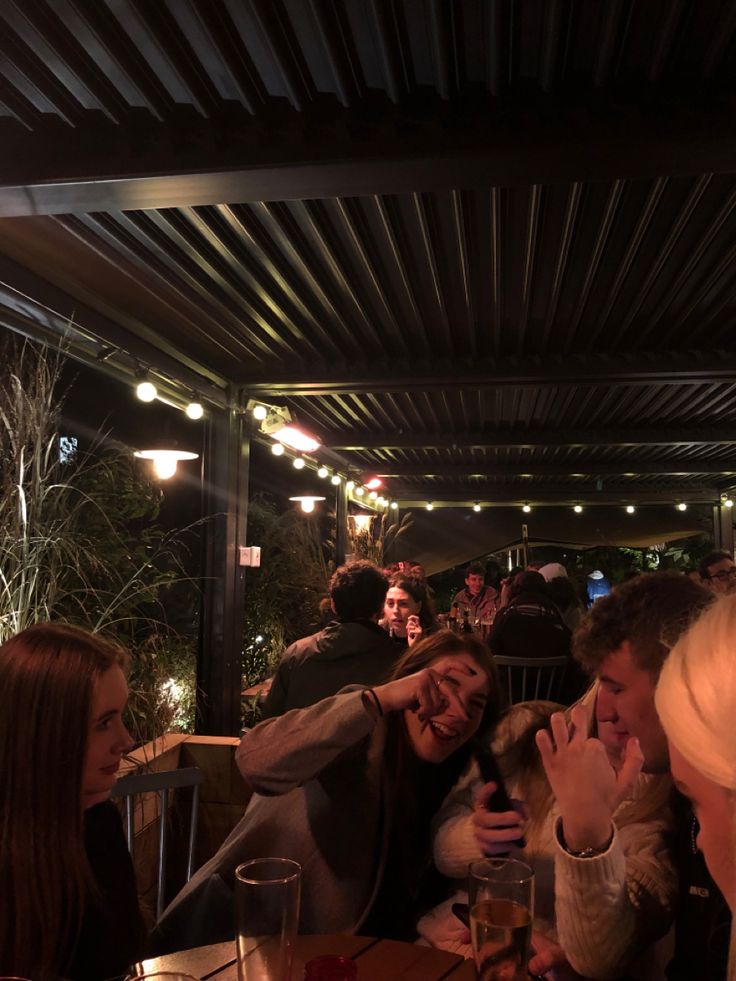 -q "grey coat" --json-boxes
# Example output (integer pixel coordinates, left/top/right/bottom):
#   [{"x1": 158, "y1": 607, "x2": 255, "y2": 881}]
[{"x1": 152, "y1": 689, "x2": 392, "y2": 953}]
